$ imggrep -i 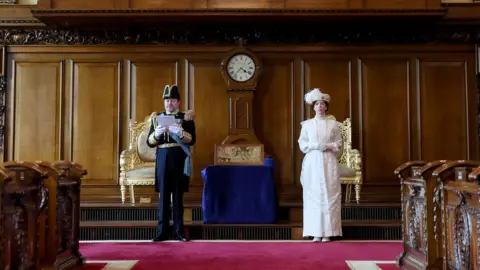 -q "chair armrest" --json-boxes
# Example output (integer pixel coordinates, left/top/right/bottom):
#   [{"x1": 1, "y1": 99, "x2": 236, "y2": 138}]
[
  {"x1": 348, "y1": 149, "x2": 362, "y2": 173},
  {"x1": 120, "y1": 149, "x2": 137, "y2": 179}
]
